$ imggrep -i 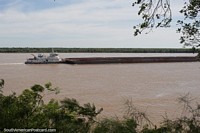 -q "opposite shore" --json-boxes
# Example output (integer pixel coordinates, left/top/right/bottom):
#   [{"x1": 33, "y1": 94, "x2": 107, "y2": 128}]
[{"x1": 0, "y1": 47, "x2": 199, "y2": 53}]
